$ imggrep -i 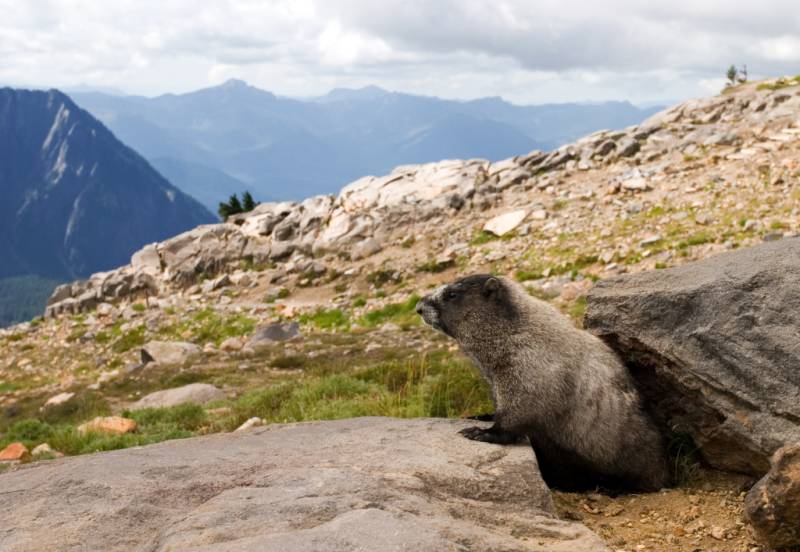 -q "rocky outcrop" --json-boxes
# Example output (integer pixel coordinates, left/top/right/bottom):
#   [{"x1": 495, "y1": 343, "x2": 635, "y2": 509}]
[
  {"x1": 745, "y1": 444, "x2": 800, "y2": 549},
  {"x1": 0, "y1": 417, "x2": 607, "y2": 551},
  {"x1": 585, "y1": 238, "x2": 800, "y2": 475}
]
